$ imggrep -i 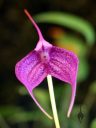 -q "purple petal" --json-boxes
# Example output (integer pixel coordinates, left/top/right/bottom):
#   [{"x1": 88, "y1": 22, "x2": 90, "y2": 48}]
[
  {"x1": 15, "y1": 50, "x2": 46, "y2": 90},
  {"x1": 48, "y1": 46, "x2": 79, "y2": 117},
  {"x1": 15, "y1": 51, "x2": 52, "y2": 119}
]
